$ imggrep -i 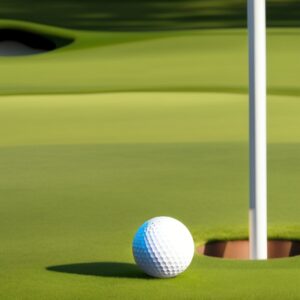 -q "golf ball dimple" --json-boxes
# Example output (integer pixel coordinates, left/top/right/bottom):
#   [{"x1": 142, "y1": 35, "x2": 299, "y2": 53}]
[{"x1": 132, "y1": 216, "x2": 194, "y2": 278}]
